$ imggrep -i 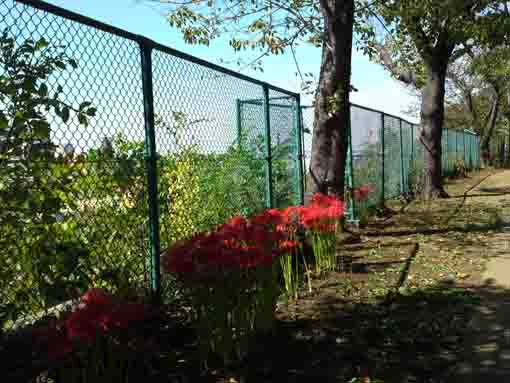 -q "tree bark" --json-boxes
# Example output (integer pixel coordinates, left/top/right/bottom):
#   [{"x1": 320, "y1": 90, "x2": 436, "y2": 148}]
[
  {"x1": 309, "y1": 0, "x2": 354, "y2": 199},
  {"x1": 419, "y1": 56, "x2": 450, "y2": 199},
  {"x1": 480, "y1": 90, "x2": 501, "y2": 167}
]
